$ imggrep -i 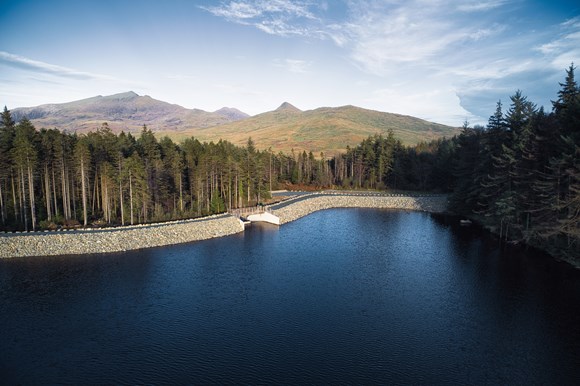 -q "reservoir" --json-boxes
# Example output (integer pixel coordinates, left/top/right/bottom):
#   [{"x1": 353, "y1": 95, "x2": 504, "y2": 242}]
[{"x1": 1, "y1": 209, "x2": 579, "y2": 384}]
